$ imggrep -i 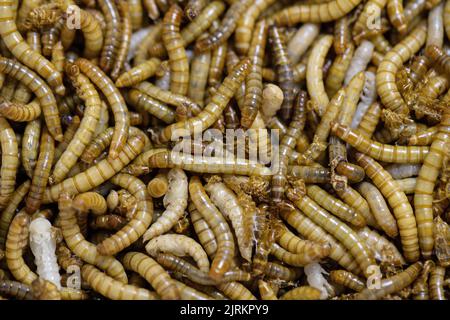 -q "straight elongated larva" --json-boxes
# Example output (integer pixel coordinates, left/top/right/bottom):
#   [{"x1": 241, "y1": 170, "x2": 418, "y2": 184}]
[
  {"x1": 376, "y1": 22, "x2": 427, "y2": 115},
  {"x1": 0, "y1": 117, "x2": 19, "y2": 209},
  {"x1": 279, "y1": 286, "x2": 322, "y2": 300},
  {"x1": 345, "y1": 41, "x2": 373, "y2": 85},
  {"x1": 0, "y1": 280, "x2": 34, "y2": 300},
  {"x1": 385, "y1": 163, "x2": 422, "y2": 179},
  {"x1": 407, "y1": 126, "x2": 438, "y2": 146},
  {"x1": 288, "y1": 23, "x2": 320, "y2": 64},
  {"x1": 0, "y1": 0, "x2": 64, "y2": 95},
  {"x1": 110, "y1": 0, "x2": 131, "y2": 80},
  {"x1": 288, "y1": 166, "x2": 331, "y2": 184},
  {"x1": 330, "y1": 270, "x2": 365, "y2": 292},
  {"x1": 188, "y1": 35, "x2": 211, "y2": 107},
  {"x1": 97, "y1": 0, "x2": 120, "y2": 73},
  {"x1": 43, "y1": 136, "x2": 144, "y2": 203},
  {"x1": 122, "y1": 252, "x2": 179, "y2": 299},
  {"x1": 331, "y1": 123, "x2": 429, "y2": 163},
  {"x1": 58, "y1": 193, "x2": 128, "y2": 283},
  {"x1": 307, "y1": 35, "x2": 333, "y2": 117},
  {"x1": 355, "y1": 262, "x2": 422, "y2": 299},
  {"x1": 75, "y1": 58, "x2": 129, "y2": 159},
  {"x1": 53, "y1": 116, "x2": 80, "y2": 165},
  {"x1": 189, "y1": 201, "x2": 218, "y2": 258},
  {"x1": 356, "y1": 153, "x2": 420, "y2": 262},
  {"x1": 0, "y1": 58, "x2": 62, "y2": 141},
  {"x1": 117, "y1": 57, "x2": 161, "y2": 86},
  {"x1": 127, "y1": 89, "x2": 175, "y2": 124},
  {"x1": 356, "y1": 102, "x2": 381, "y2": 138},
  {"x1": 429, "y1": 265, "x2": 446, "y2": 300},
  {"x1": 427, "y1": 2, "x2": 444, "y2": 48},
  {"x1": 25, "y1": 128, "x2": 54, "y2": 214},
  {"x1": 82, "y1": 264, "x2": 158, "y2": 300},
  {"x1": 97, "y1": 173, "x2": 153, "y2": 256},
  {"x1": 163, "y1": 5, "x2": 189, "y2": 96},
  {"x1": 326, "y1": 44, "x2": 355, "y2": 98},
  {"x1": 159, "y1": 58, "x2": 251, "y2": 143}
]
